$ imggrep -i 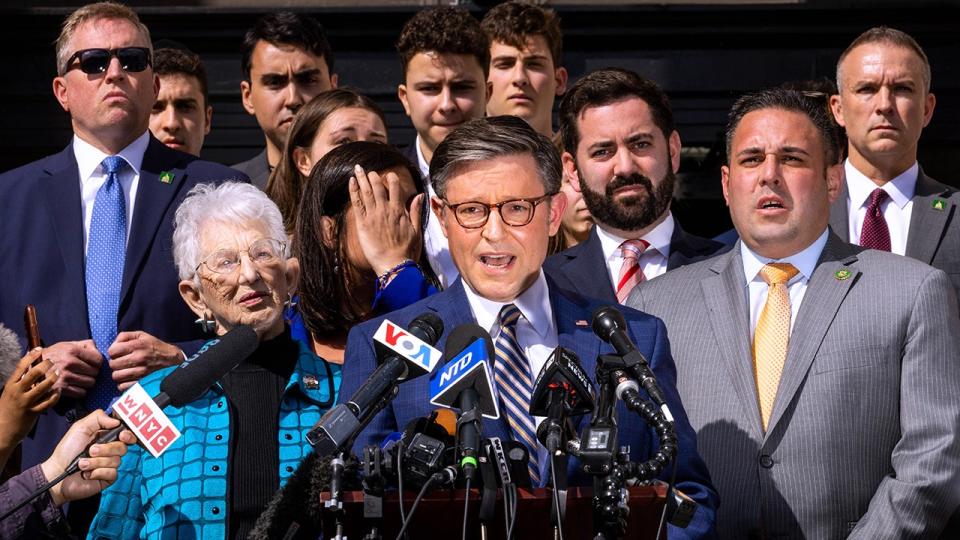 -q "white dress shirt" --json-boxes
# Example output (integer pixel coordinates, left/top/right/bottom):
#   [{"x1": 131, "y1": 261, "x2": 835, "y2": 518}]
[
  {"x1": 741, "y1": 229, "x2": 828, "y2": 337},
  {"x1": 461, "y1": 271, "x2": 557, "y2": 475},
  {"x1": 416, "y1": 136, "x2": 460, "y2": 288},
  {"x1": 596, "y1": 211, "x2": 675, "y2": 291},
  {"x1": 74, "y1": 130, "x2": 149, "y2": 255},
  {"x1": 845, "y1": 159, "x2": 917, "y2": 256}
]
